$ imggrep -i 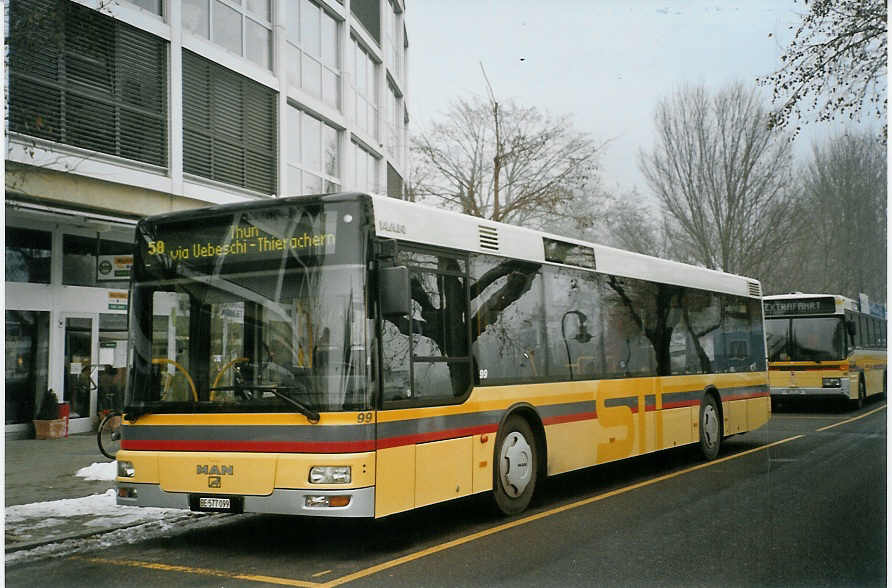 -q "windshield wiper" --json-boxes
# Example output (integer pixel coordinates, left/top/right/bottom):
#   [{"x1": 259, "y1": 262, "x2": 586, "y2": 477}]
[
  {"x1": 263, "y1": 386, "x2": 321, "y2": 423},
  {"x1": 209, "y1": 385, "x2": 320, "y2": 423}
]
